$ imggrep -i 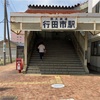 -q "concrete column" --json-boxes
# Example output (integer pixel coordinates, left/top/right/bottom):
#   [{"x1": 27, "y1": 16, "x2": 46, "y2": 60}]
[
  {"x1": 23, "y1": 31, "x2": 28, "y2": 73},
  {"x1": 84, "y1": 33, "x2": 89, "y2": 73}
]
